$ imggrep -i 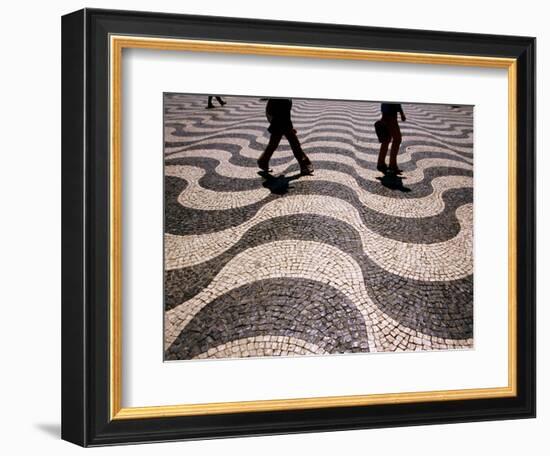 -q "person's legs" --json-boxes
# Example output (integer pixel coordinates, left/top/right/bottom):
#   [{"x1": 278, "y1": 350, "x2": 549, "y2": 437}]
[
  {"x1": 390, "y1": 127, "x2": 401, "y2": 169},
  {"x1": 377, "y1": 141, "x2": 389, "y2": 170},
  {"x1": 215, "y1": 96, "x2": 226, "y2": 106},
  {"x1": 285, "y1": 129, "x2": 313, "y2": 174},
  {"x1": 207, "y1": 96, "x2": 214, "y2": 108},
  {"x1": 388, "y1": 121, "x2": 402, "y2": 170},
  {"x1": 377, "y1": 115, "x2": 394, "y2": 171},
  {"x1": 258, "y1": 131, "x2": 283, "y2": 171}
]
